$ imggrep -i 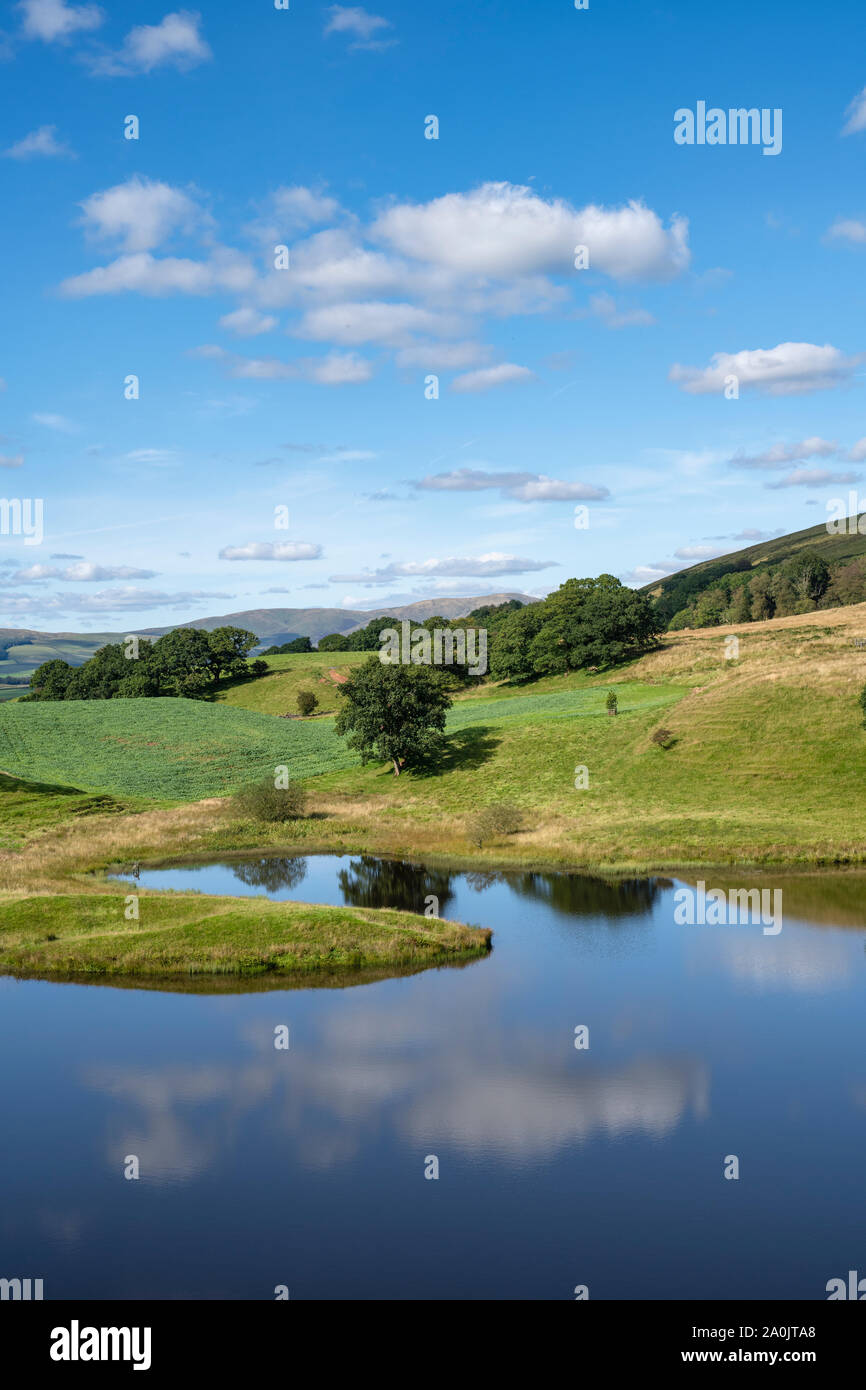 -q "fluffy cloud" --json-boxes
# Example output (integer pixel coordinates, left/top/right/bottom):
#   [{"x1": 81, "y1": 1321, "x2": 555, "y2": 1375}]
[
  {"x1": 586, "y1": 292, "x2": 655, "y2": 328},
  {"x1": 450, "y1": 363, "x2": 534, "y2": 393},
  {"x1": 414, "y1": 468, "x2": 608, "y2": 502},
  {"x1": 765, "y1": 468, "x2": 860, "y2": 489},
  {"x1": 373, "y1": 184, "x2": 690, "y2": 281},
  {"x1": 18, "y1": 0, "x2": 103, "y2": 43},
  {"x1": 78, "y1": 177, "x2": 205, "y2": 252},
  {"x1": 670, "y1": 342, "x2": 861, "y2": 396},
  {"x1": 324, "y1": 6, "x2": 394, "y2": 49},
  {"x1": 0, "y1": 587, "x2": 229, "y2": 616},
  {"x1": 10, "y1": 562, "x2": 158, "y2": 582},
  {"x1": 60, "y1": 250, "x2": 255, "y2": 297},
  {"x1": 3, "y1": 124, "x2": 73, "y2": 159},
  {"x1": 297, "y1": 300, "x2": 463, "y2": 347},
  {"x1": 89, "y1": 10, "x2": 211, "y2": 76},
  {"x1": 848, "y1": 438, "x2": 866, "y2": 462},
  {"x1": 330, "y1": 553, "x2": 557, "y2": 584},
  {"x1": 219, "y1": 542, "x2": 322, "y2": 561},
  {"x1": 730, "y1": 437, "x2": 838, "y2": 469},
  {"x1": 842, "y1": 86, "x2": 866, "y2": 136},
  {"x1": 827, "y1": 218, "x2": 866, "y2": 245},
  {"x1": 0, "y1": 453, "x2": 24, "y2": 468},
  {"x1": 219, "y1": 307, "x2": 277, "y2": 337}
]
